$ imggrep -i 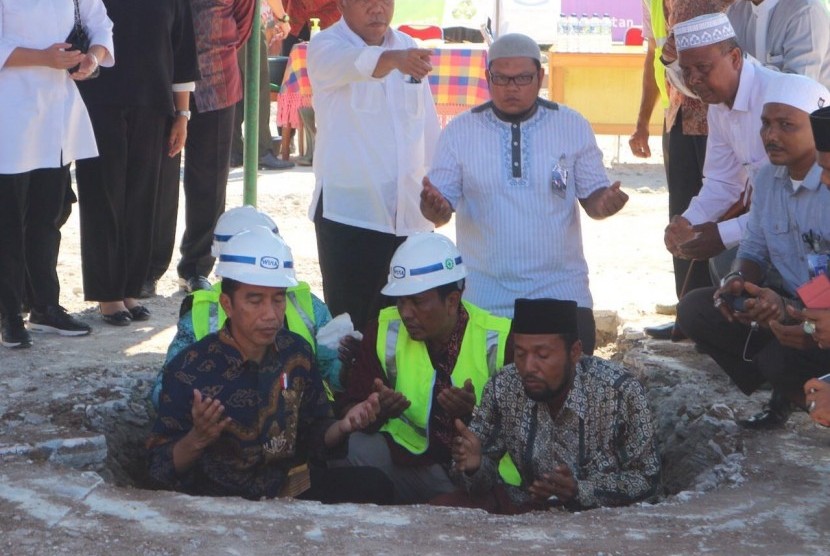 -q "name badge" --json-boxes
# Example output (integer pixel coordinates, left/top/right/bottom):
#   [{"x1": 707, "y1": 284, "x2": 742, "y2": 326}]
[{"x1": 551, "y1": 155, "x2": 568, "y2": 198}]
